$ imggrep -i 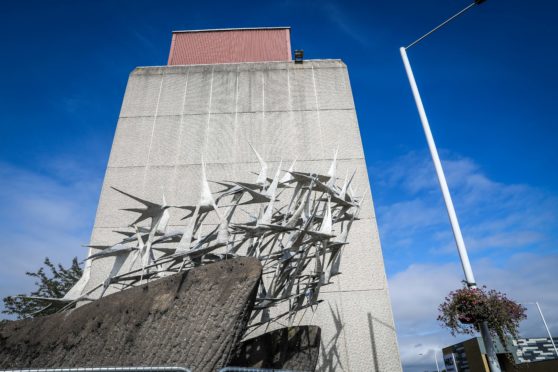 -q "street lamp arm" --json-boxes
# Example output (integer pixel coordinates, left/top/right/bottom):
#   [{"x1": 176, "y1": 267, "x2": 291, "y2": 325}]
[{"x1": 405, "y1": 1, "x2": 484, "y2": 50}]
